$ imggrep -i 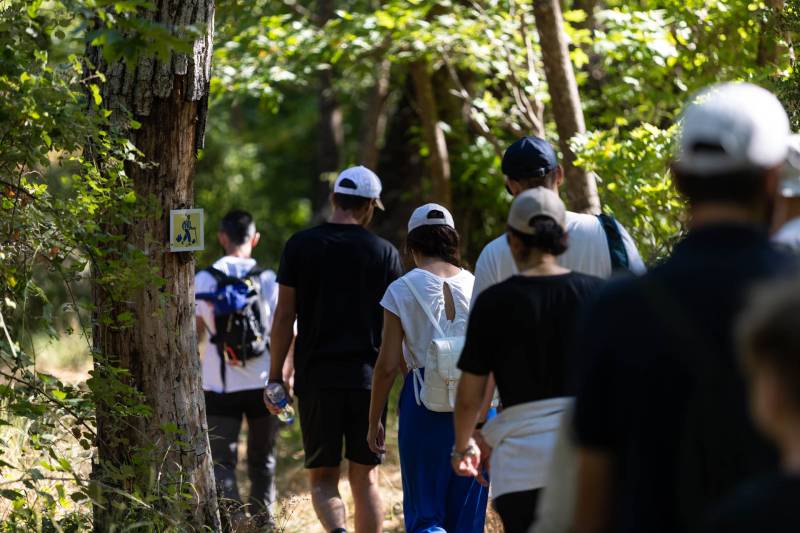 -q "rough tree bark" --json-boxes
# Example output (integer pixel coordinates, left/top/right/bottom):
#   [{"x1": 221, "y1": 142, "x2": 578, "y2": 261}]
[
  {"x1": 409, "y1": 59, "x2": 452, "y2": 208},
  {"x1": 314, "y1": 0, "x2": 343, "y2": 217},
  {"x1": 358, "y1": 56, "x2": 392, "y2": 170},
  {"x1": 533, "y1": 0, "x2": 601, "y2": 214},
  {"x1": 88, "y1": 1, "x2": 219, "y2": 530}
]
